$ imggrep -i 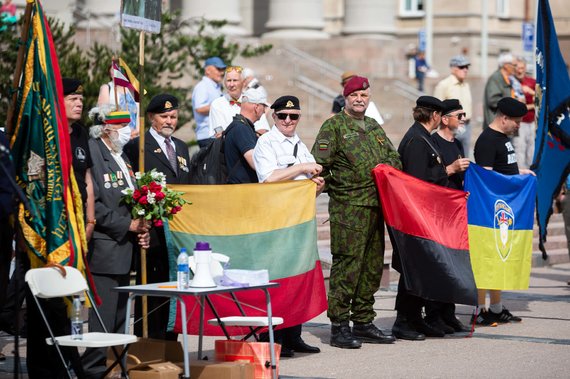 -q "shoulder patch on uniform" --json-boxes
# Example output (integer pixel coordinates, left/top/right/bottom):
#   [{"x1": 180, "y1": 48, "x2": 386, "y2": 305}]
[{"x1": 317, "y1": 139, "x2": 329, "y2": 151}]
